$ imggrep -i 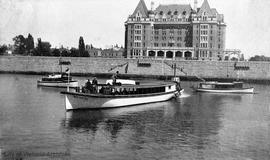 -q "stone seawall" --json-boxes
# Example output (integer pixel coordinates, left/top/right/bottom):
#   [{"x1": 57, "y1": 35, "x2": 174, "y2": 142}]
[{"x1": 1, "y1": 56, "x2": 270, "y2": 82}]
